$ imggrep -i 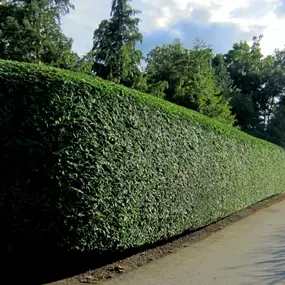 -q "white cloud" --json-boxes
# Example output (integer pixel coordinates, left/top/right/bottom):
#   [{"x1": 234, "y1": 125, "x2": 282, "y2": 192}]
[
  {"x1": 62, "y1": 0, "x2": 110, "y2": 56},
  {"x1": 61, "y1": 0, "x2": 285, "y2": 56}
]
